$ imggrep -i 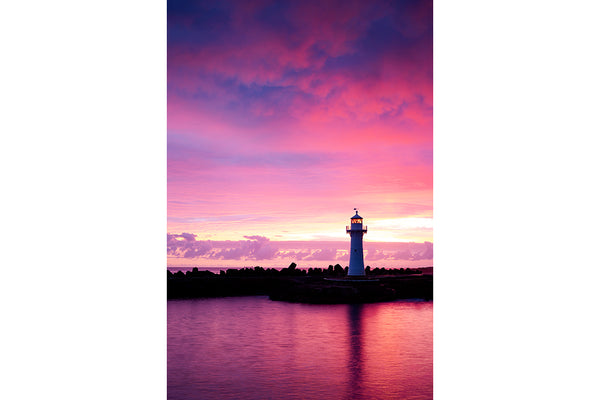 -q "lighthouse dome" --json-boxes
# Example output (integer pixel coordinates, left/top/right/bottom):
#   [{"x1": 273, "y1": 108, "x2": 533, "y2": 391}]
[{"x1": 350, "y1": 210, "x2": 363, "y2": 219}]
